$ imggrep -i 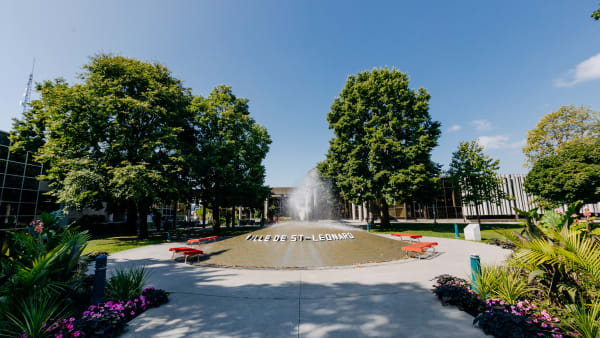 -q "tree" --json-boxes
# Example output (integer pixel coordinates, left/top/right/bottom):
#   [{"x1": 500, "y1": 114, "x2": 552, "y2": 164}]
[
  {"x1": 524, "y1": 141, "x2": 600, "y2": 207},
  {"x1": 190, "y1": 85, "x2": 271, "y2": 233},
  {"x1": 522, "y1": 105, "x2": 600, "y2": 168},
  {"x1": 592, "y1": 5, "x2": 600, "y2": 20},
  {"x1": 320, "y1": 68, "x2": 441, "y2": 227},
  {"x1": 447, "y1": 140, "x2": 505, "y2": 224},
  {"x1": 10, "y1": 55, "x2": 195, "y2": 238}
]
